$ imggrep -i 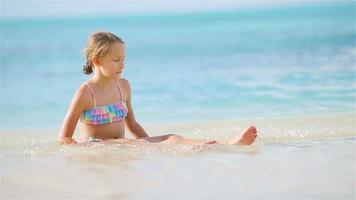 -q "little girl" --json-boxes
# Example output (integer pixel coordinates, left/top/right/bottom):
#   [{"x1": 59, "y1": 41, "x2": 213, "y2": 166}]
[{"x1": 58, "y1": 31, "x2": 258, "y2": 145}]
